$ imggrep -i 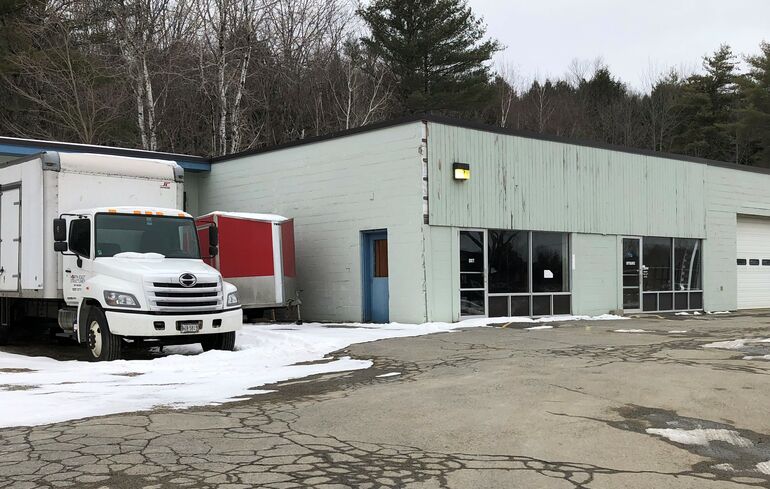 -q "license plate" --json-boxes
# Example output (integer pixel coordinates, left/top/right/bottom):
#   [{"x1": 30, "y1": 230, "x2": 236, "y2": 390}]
[{"x1": 178, "y1": 321, "x2": 202, "y2": 333}]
